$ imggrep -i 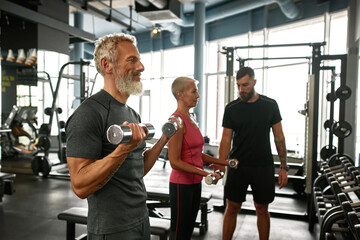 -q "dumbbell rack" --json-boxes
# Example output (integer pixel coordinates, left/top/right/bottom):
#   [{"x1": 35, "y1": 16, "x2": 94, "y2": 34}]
[
  {"x1": 312, "y1": 154, "x2": 360, "y2": 239},
  {"x1": 307, "y1": 52, "x2": 353, "y2": 232}
]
